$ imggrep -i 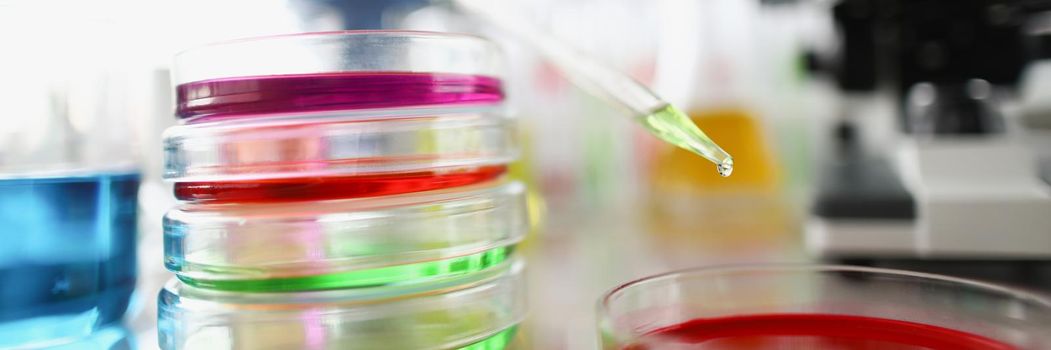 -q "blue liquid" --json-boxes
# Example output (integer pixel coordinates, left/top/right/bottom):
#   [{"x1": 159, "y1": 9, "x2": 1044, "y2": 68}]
[
  {"x1": 0, "y1": 171, "x2": 139, "y2": 348},
  {"x1": 49, "y1": 324, "x2": 135, "y2": 350}
]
